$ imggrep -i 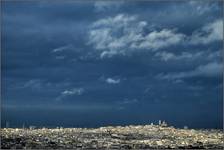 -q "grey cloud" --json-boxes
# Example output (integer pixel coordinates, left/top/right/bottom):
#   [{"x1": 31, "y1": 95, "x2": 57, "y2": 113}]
[
  {"x1": 155, "y1": 51, "x2": 203, "y2": 61},
  {"x1": 62, "y1": 88, "x2": 84, "y2": 96},
  {"x1": 88, "y1": 14, "x2": 222, "y2": 59},
  {"x1": 52, "y1": 45, "x2": 73, "y2": 53},
  {"x1": 87, "y1": 14, "x2": 185, "y2": 58},
  {"x1": 190, "y1": 19, "x2": 223, "y2": 44},
  {"x1": 23, "y1": 79, "x2": 43, "y2": 89},
  {"x1": 21, "y1": 80, "x2": 71, "y2": 90},
  {"x1": 56, "y1": 87, "x2": 85, "y2": 101},
  {"x1": 118, "y1": 98, "x2": 138, "y2": 105},
  {"x1": 188, "y1": 1, "x2": 221, "y2": 15},
  {"x1": 207, "y1": 50, "x2": 222, "y2": 60},
  {"x1": 196, "y1": 62, "x2": 223, "y2": 77},
  {"x1": 157, "y1": 62, "x2": 223, "y2": 80},
  {"x1": 134, "y1": 29, "x2": 185, "y2": 50},
  {"x1": 106, "y1": 78, "x2": 120, "y2": 84},
  {"x1": 94, "y1": 1, "x2": 124, "y2": 12}
]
